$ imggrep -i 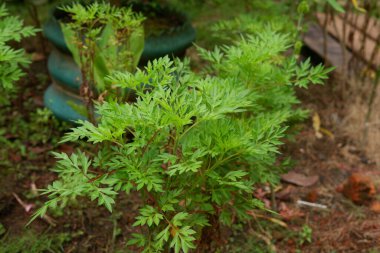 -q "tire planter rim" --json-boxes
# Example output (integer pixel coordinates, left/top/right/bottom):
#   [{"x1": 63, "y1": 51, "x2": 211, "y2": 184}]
[
  {"x1": 42, "y1": 4, "x2": 196, "y2": 61},
  {"x1": 42, "y1": 7, "x2": 71, "y2": 54},
  {"x1": 48, "y1": 49, "x2": 81, "y2": 91},
  {"x1": 44, "y1": 83, "x2": 87, "y2": 122}
]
